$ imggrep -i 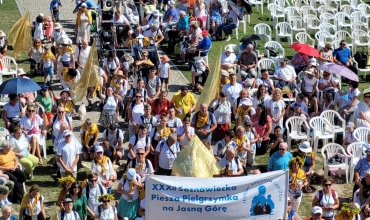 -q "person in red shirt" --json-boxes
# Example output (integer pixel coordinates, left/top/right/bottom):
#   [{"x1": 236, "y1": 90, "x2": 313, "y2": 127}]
[{"x1": 151, "y1": 91, "x2": 172, "y2": 119}]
